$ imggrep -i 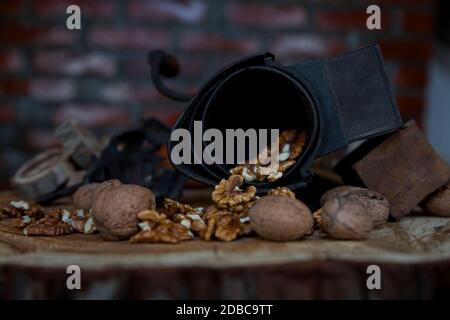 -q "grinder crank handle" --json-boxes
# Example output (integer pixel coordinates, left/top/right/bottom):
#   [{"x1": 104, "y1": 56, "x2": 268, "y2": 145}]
[{"x1": 148, "y1": 50, "x2": 193, "y2": 102}]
